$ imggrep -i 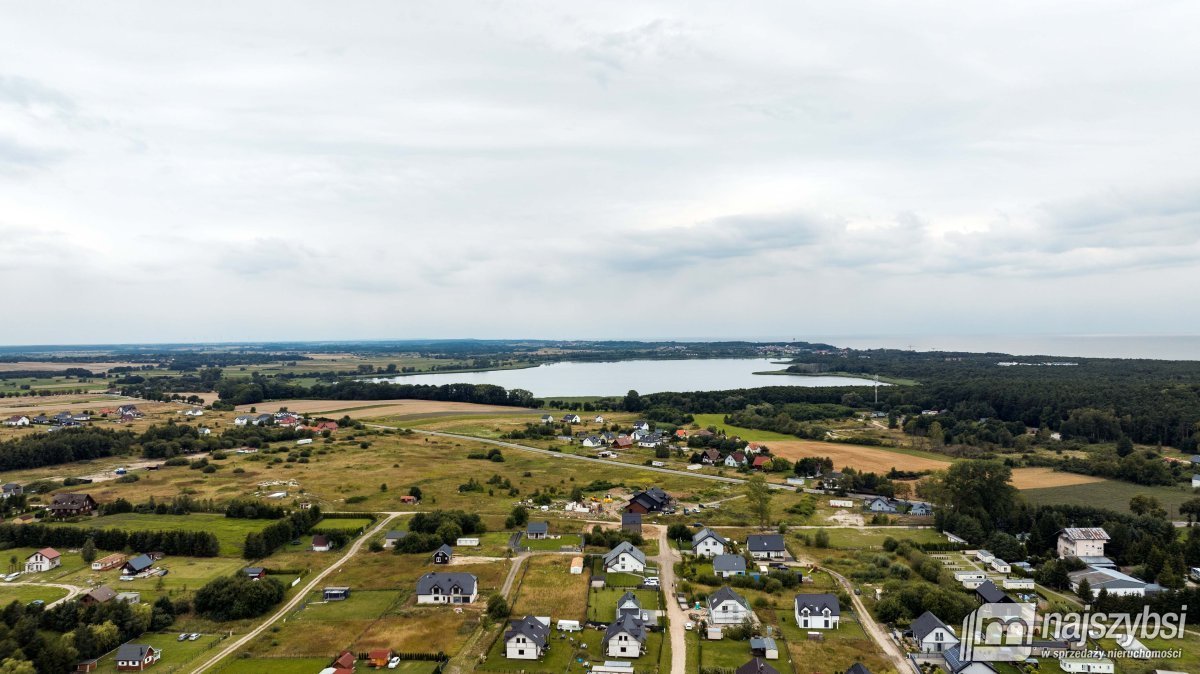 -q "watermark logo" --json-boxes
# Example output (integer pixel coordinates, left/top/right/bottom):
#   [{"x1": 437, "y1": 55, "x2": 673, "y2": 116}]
[{"x1": 961, "y1": 602, "x2": 1037, "y2": 662}]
